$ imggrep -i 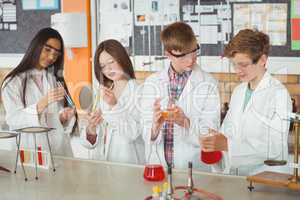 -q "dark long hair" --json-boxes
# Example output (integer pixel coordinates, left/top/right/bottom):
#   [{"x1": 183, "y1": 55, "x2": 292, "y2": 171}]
[
  {"x1": 94, "y1": 39, "x2": 135, "y2": 87},
  {"x1": 1, "y1": 27, "x2": 78, "y2": 135}
]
